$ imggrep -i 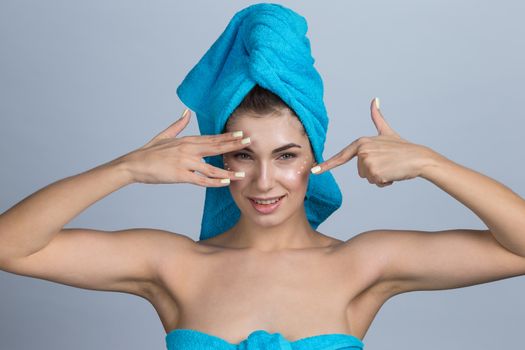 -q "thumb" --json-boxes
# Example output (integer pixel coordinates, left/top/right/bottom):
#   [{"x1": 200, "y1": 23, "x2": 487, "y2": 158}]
[
  {"x1": 370, "y1": 98, "x2": 399, "y2": 137},
  {"x1": 145, "y1": 108, "x2": 191, "y2": 146}
]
